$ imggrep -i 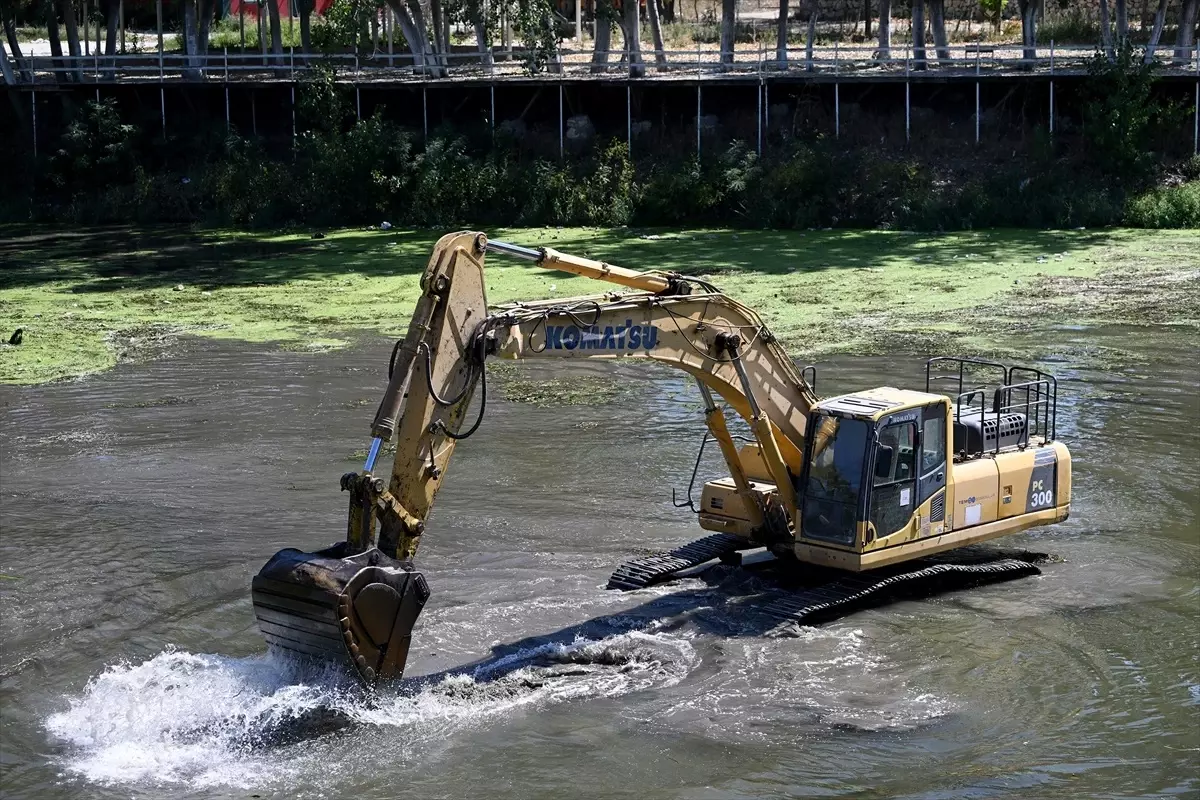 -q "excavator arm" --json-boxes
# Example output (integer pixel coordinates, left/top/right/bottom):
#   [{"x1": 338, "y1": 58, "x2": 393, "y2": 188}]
[{"x1": 253, "y1": 231, "x2": 820, "y2": 684}]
